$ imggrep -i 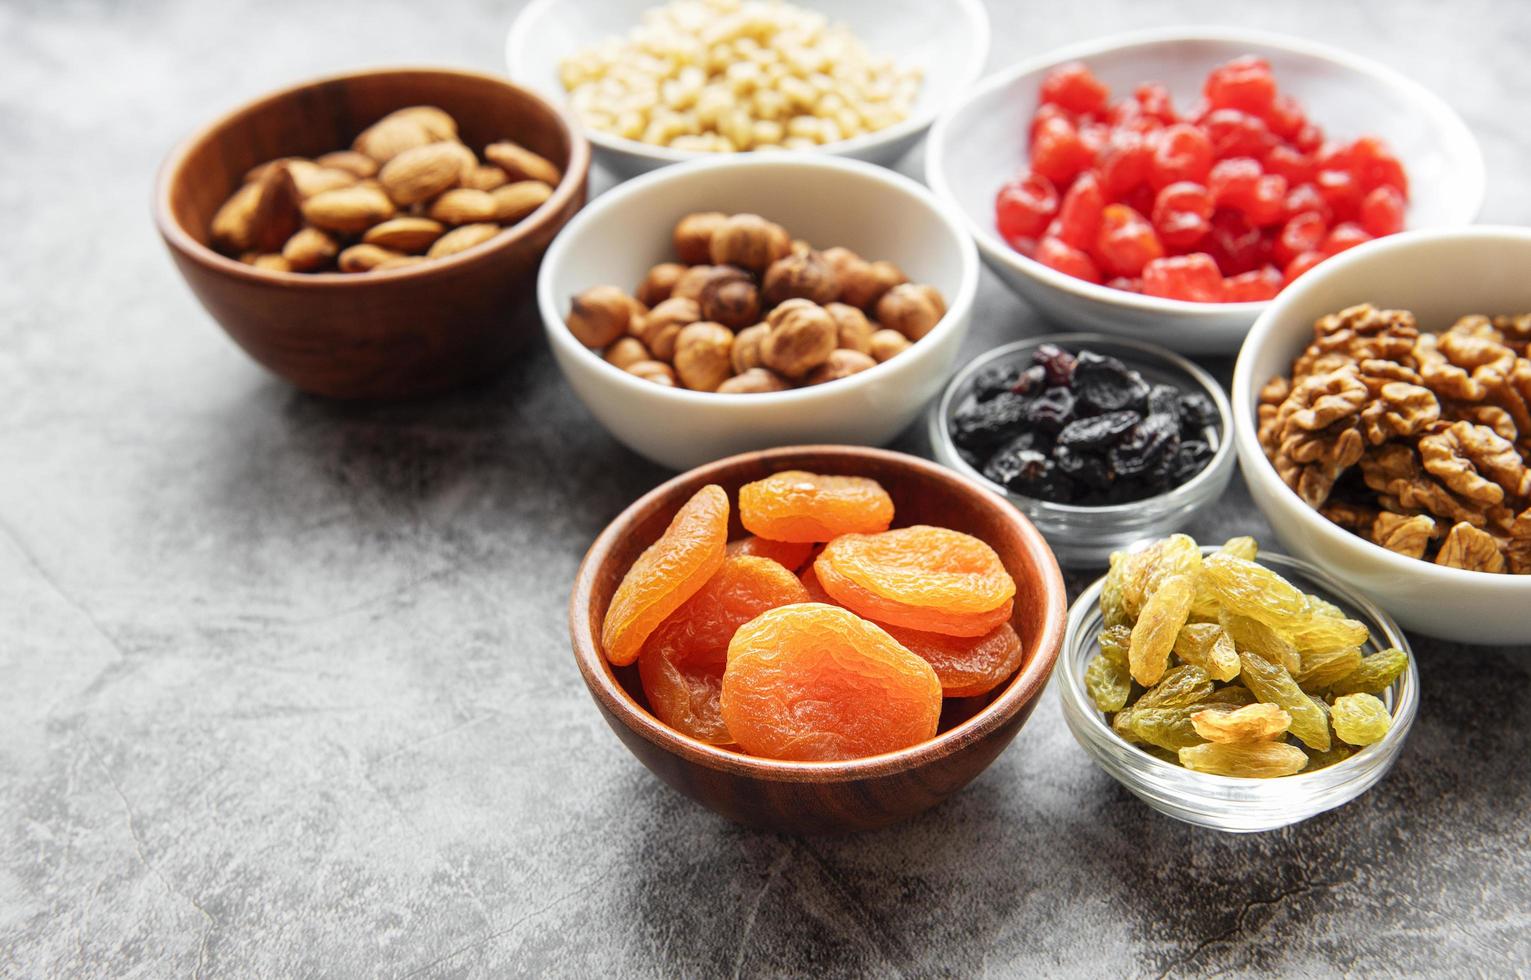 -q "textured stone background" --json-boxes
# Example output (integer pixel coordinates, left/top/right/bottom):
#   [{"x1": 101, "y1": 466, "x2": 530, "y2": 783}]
[{"x1": 2, "y1": 0, "x2": 1529, "y2": 976}]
